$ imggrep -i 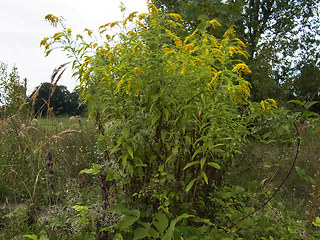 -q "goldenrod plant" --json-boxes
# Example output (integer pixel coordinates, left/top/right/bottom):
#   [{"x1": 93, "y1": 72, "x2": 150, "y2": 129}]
[{"x1": 36, "y1": 4, "x2": 320, "y2": 239}]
